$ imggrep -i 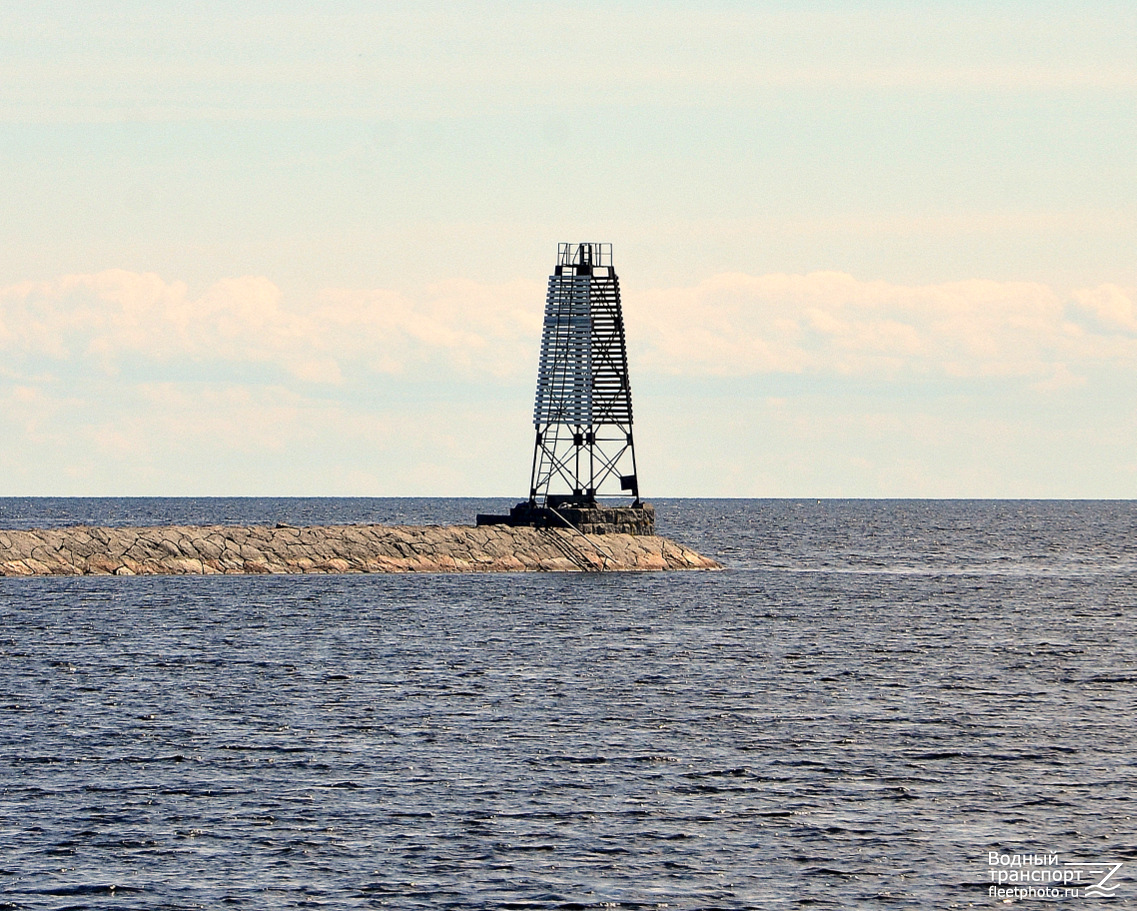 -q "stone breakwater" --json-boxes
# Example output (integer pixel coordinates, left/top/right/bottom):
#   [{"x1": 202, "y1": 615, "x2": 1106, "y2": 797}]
[{"x1": 0, "y1": 523, "x2": 721, "y2": 576}]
